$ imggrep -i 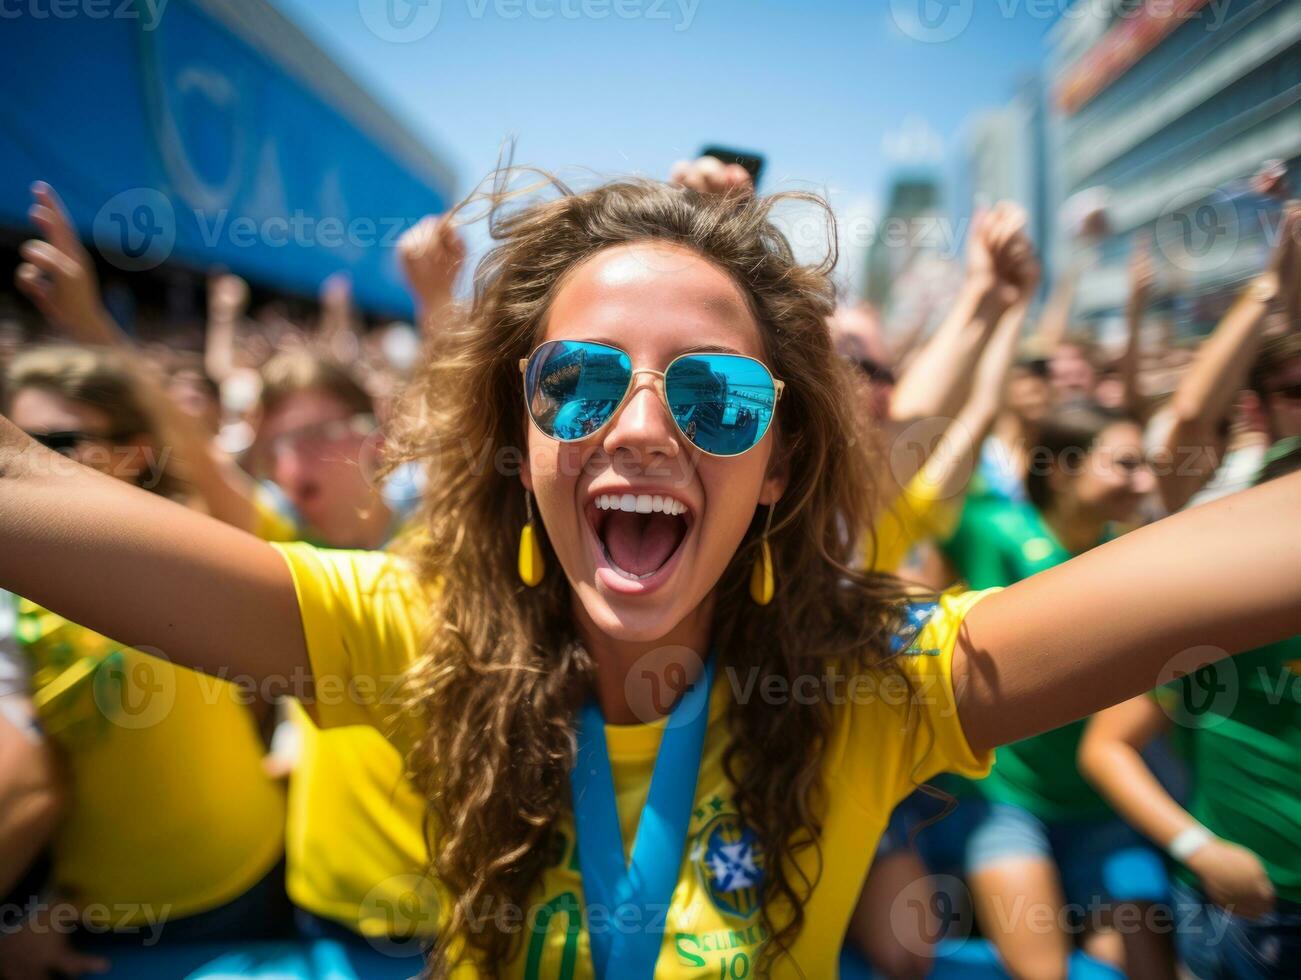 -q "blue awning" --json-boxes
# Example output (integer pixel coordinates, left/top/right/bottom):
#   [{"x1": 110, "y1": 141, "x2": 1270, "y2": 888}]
[{"x1": 0, "y1": 0, "x2": 456, "y2": 317}]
